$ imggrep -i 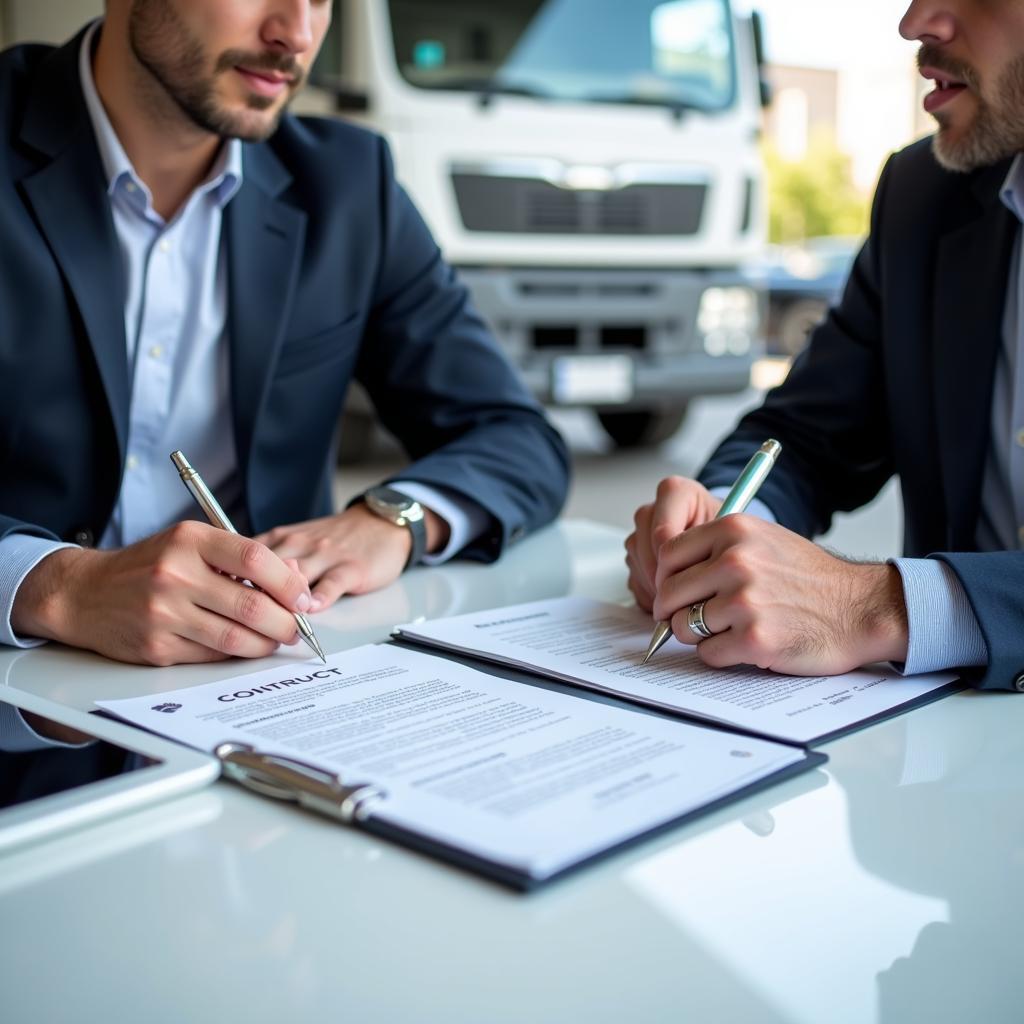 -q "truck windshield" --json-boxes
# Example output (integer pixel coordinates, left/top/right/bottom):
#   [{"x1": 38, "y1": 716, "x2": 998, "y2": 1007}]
[{"x1": 386, "y1": 0, "x2": 736, "y2": 112}]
